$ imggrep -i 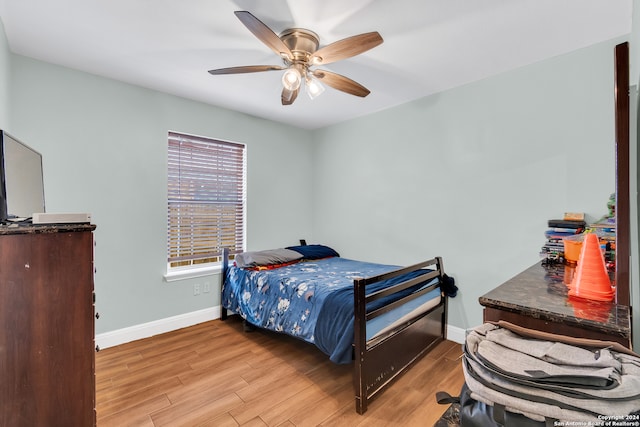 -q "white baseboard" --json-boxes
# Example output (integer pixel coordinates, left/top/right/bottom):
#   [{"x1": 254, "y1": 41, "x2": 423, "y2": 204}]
[
  {"x1": 446, "y1": 324, "x2": 466, "y2": 344},
  {"x1": 96, "y1": 305, "x2": 466, "y2": 350},
  {"x1": 95, "y1": 306, "x2": 220, "y2": 350}
]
